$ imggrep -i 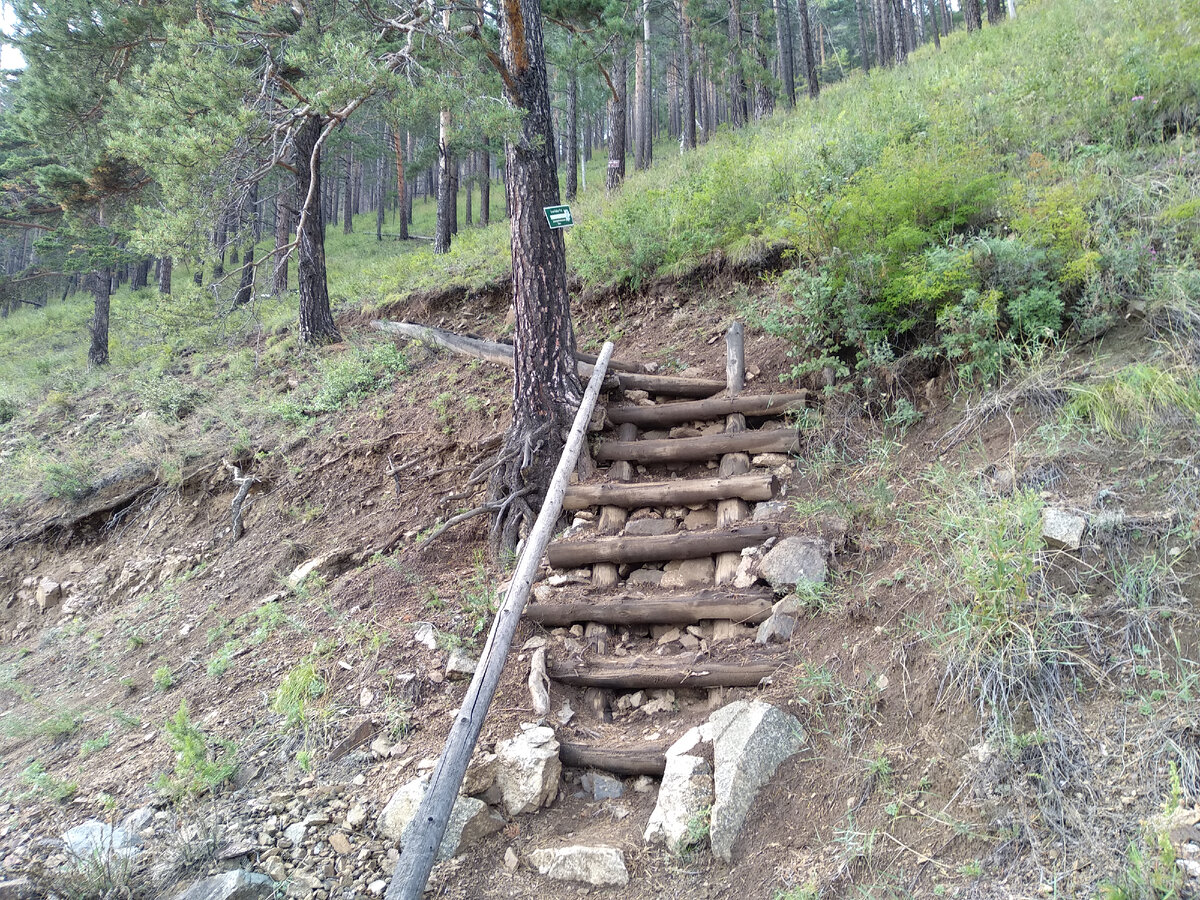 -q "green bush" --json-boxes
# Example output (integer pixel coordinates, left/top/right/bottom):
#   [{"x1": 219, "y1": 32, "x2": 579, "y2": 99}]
[
  {"x1": 0, "y1": 397, "x2": 17, "y2": 424},
  {"x1": 42, "y1": 458, "x2": 96, "y2": 502},
  {"x1": 310, "y1": 342, "x2": 408, "y2": 413},
  {"x1": 156, "y1": 700, "x2": 238, "y2": 798}
]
